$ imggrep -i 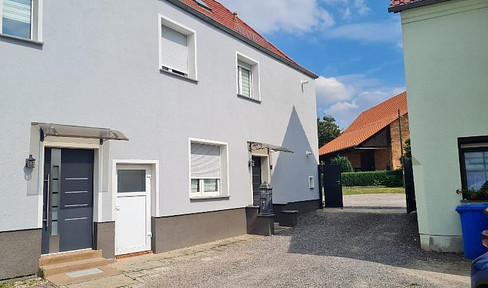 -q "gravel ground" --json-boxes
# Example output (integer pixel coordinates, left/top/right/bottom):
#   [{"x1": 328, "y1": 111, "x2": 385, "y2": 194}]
[
  {"x1": 134, "y1": 194, "x2": 470, "y2": 287},
  {"x1": 31, "y1": 194, "x2": 470, "y2": 288}
]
